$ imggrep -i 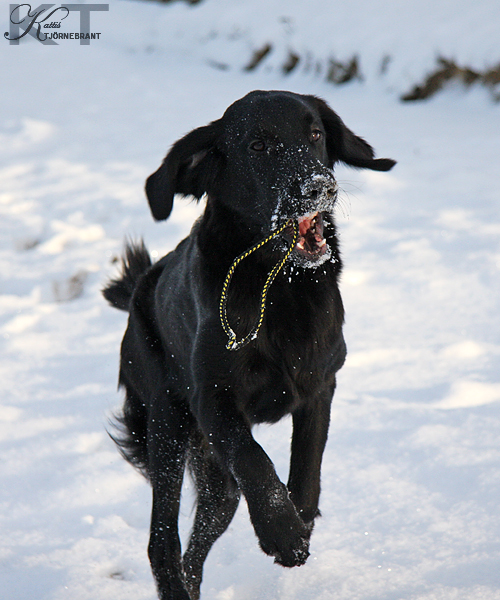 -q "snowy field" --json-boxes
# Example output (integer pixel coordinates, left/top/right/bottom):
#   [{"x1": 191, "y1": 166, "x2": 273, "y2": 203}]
[{"x1": 1, "y1": 0, "x2": 500, "y2": 598}]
